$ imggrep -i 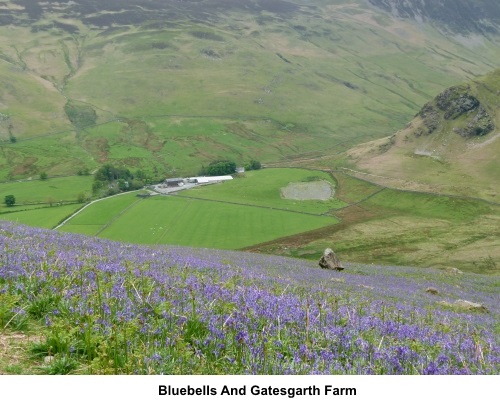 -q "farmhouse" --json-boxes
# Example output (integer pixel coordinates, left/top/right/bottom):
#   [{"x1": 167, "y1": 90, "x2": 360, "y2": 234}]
[{"x1": 164, "y1": 178, "x2": 184, "y2": 187}]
